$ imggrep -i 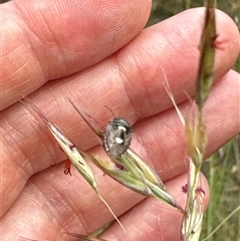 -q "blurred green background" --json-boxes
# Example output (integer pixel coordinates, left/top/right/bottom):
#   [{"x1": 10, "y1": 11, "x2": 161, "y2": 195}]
[{"x1": 1, "y1": 0, "x2": 239, "y2": 240}]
